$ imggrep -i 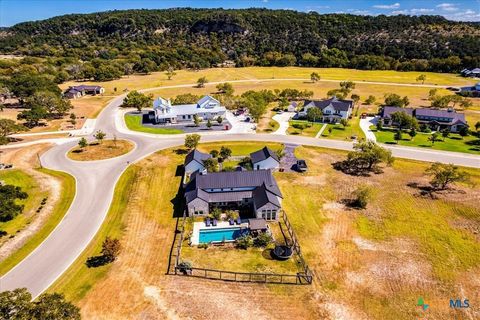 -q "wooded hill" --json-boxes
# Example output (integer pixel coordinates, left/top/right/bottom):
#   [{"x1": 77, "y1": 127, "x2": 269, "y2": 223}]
[{"x1": 1, "y1": 8, "x2": 479, "y2": 74}]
